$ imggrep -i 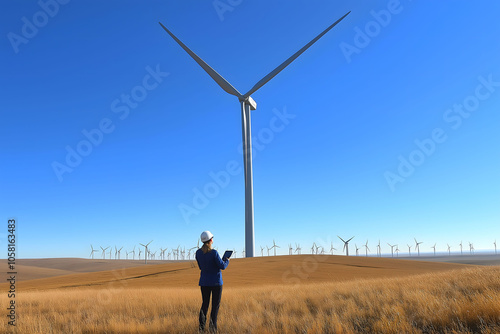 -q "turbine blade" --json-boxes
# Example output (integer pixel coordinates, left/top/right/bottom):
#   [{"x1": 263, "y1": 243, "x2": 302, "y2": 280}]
[
  {"x1": 337, "y1": 236, "x2": 346, "y2": 243},
  {"x1": 243, "y1": 11, "x2": 350, "y2": 99},
  {"x1": 159, "y1": 22, "x2": 242, "y2": 98}
]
